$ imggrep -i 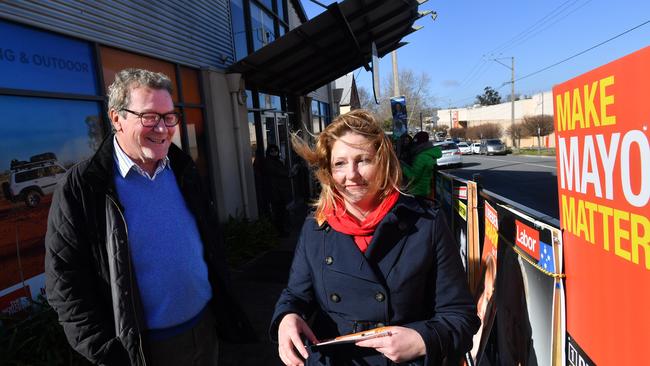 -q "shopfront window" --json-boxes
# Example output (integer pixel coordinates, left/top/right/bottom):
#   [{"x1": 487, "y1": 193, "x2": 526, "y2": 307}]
[
  {"x1": 0, "y1": 96, "x2": 101, "y2": 292},
  {"x1": 250, "y1": 2, "x2": 276, "y2": 51},
  {"x1": 259, "y1": 92, "x2": 282, "y2": 111},
  {"x1": 311, "y1": 100, "x2": 321, "y2": 133},
  {"x1": 230, "y1": 0, "x2": 249, "y2": 62},
  {"x1": 99, "y1": 46, "x2": 179, "y2": 102},
  {"x1": 320, "y1": 101, "x2": 331, "y2": 126},
  {"x1": 277, "y1": 0, "x2": 286, "y2": 22}
]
